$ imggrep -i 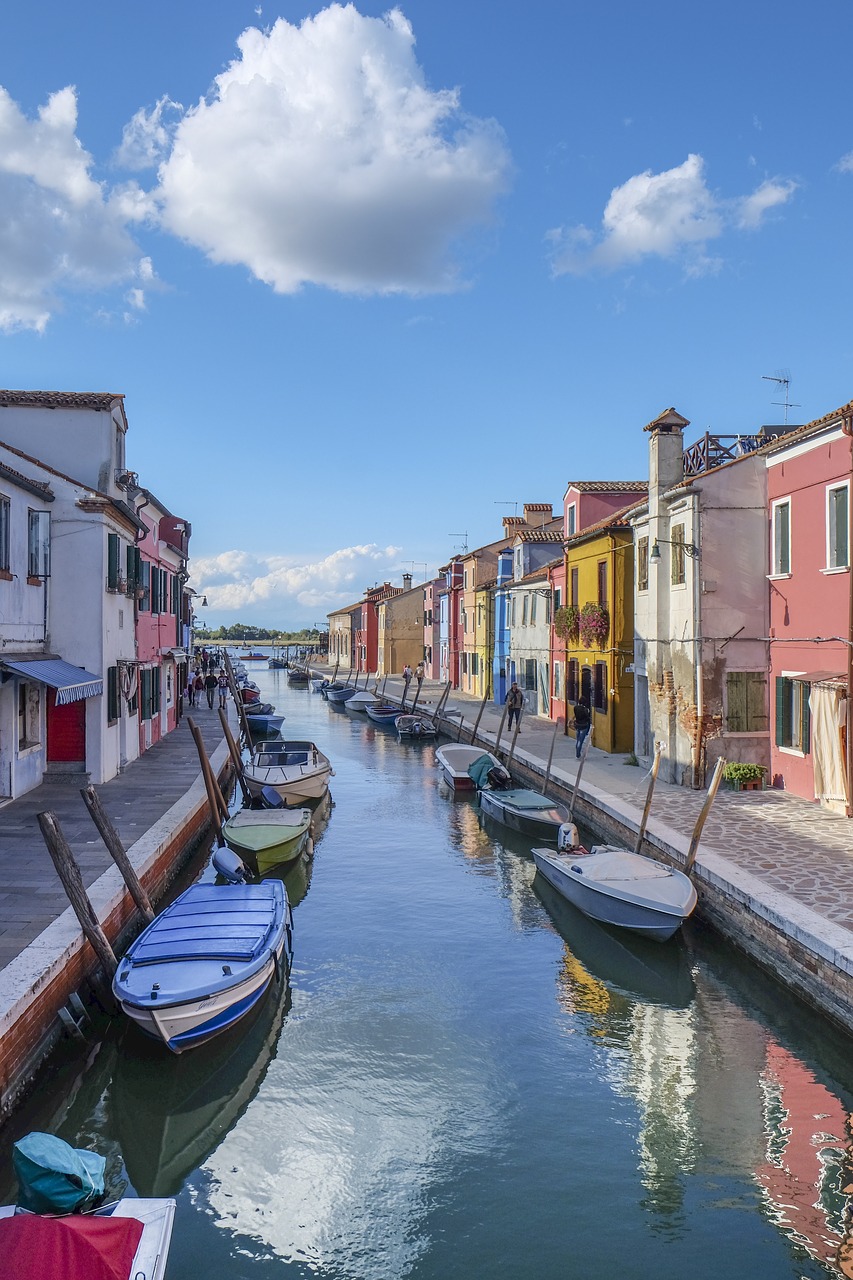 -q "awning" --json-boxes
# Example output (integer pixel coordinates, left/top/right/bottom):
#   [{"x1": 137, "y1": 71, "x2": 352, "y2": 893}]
[
  {"x1": 800, "y1": 671, "x2": 846, "y2": 686},
  {"x1": 1, "y1": 659, "x2": 103, "y2": 704}
]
